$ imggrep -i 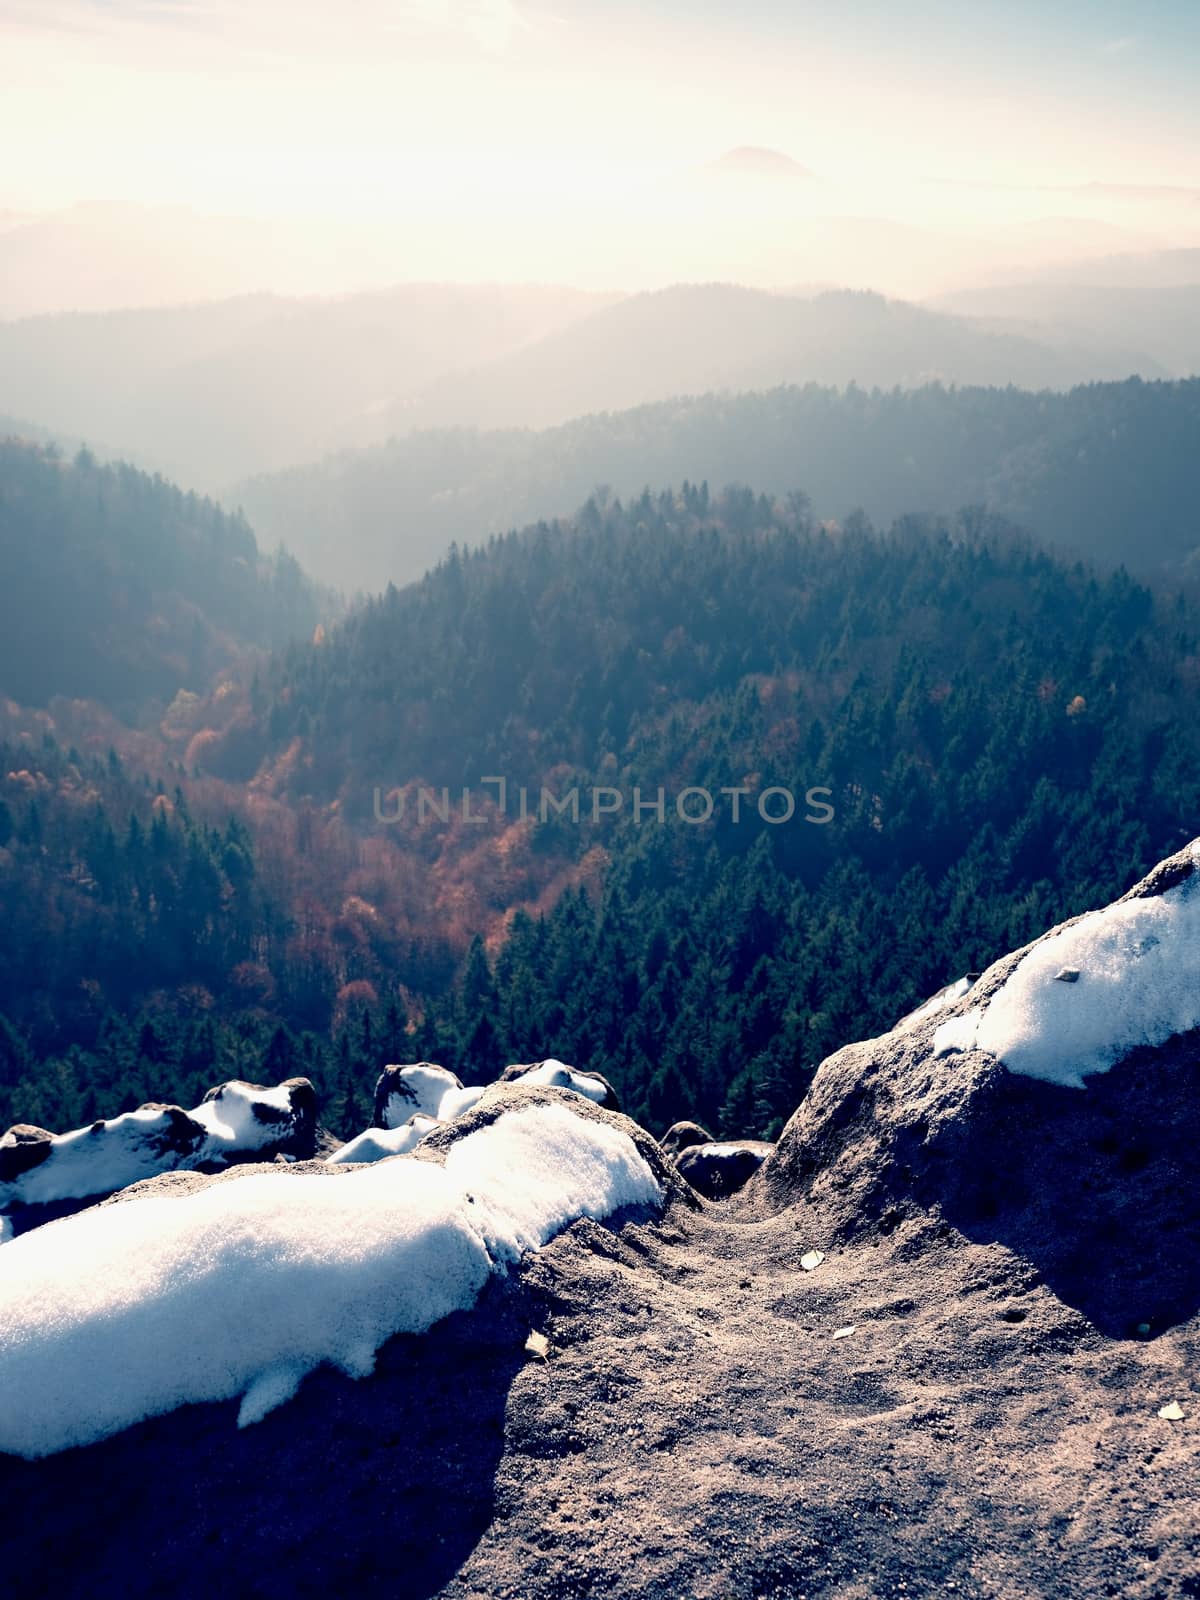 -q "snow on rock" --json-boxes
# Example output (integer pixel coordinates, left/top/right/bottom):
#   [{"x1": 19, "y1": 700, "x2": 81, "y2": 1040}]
[
  {"x1": 441, "y1": 1100, "x2": 655, "y2": 1260},
  {"x1": 933, "y1": 844, "x2": 1200, "y2": 1087},
  {"x1": 895, "y1": 974, "x2": 978, "y2": 1032},
  {"x1": 0, "y1": 1079, "x2": 318, "y2": 1211},
  {"x1": 0, "y1": 1099, "x2": 663, "y2": 1459},
  {"x1": 191, "y1": 1079, "x2": 316, "y2": 1153},
  {"x1": 373, "y1": 1063, "x2": 470, "y2": 1128},
  {"x1": 750, "y1": 842, "x2": 1200, "y2": 1338},
  {"x1": 499, "y1": 1059, "x2": 620, "y2": 1110},
  {"x1": 0, "y1": 1107, "x2": 203, "y2": 1209},
  {"x1": 326, "y1": 1114, "x2": 442, "y2": 1165},
  {"x1": 372, "y1": 1060, "x2": 616, "y2": 1137},
  {"x1": 440, "y1": 1084, "x2": 486, "y2": 1120}
]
